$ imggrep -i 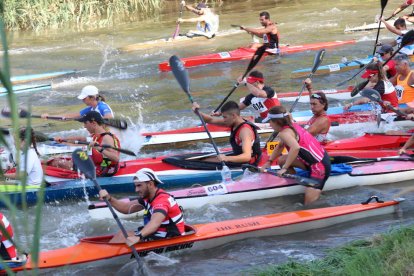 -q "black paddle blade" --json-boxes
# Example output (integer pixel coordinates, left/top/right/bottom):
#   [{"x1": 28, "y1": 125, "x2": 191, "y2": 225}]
[
  {"x1": 0, "y1": 107, "x2": 25, "y2": 118},
  {"x1": 360, "y1": 88, "x2": 381, "y2": 102},
  {"x1": 381, "y1": 0, "x2": 388, "y2": 10},
  {"x1": 351, "y1": 80, "x2": 369, "y2": 97},
  {"x1": 245, "y1": 45, "x2": 267, "y2": 75},
  {"x1": 401, "y1": 30, "x2": 414, "y2": 47},
  {"x1": 103, "y1": 118, "x2": 128, "y2": 130},
  {"x1": 311, "y1": 49, "x2": 326, "y2": 74},
  {"x1": 230, "y1": 24, "x2": 241, "y2": 28},
  {"x1": 169, "y1": 55, "x2": 192, "y2": 102},
  {"x1": 33, "y1": 131, "x2": 51, "y2": 143},
  {"x1": 241, "y1": 164, "x2": 260, "y2": 172},
  {"x1": 72, "y1": 149, "x2": 97, "y2": 180}
]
